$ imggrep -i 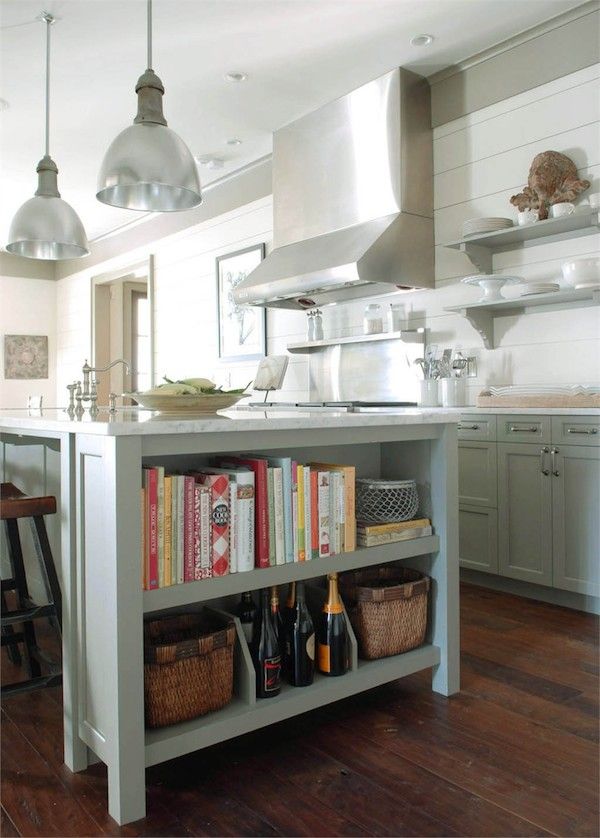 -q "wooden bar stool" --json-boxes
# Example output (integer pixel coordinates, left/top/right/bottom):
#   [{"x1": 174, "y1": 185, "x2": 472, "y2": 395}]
[{"x1": 1, "y1": 482, "x2": 62, "y2": 696}]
